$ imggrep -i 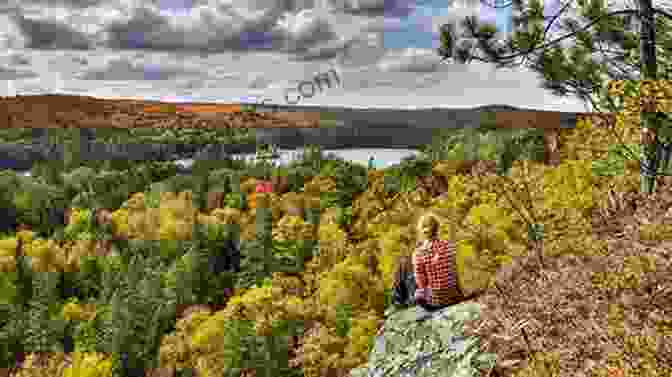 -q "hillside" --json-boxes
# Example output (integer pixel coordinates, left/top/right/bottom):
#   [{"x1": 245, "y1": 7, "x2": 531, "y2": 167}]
[
  {"x1": 0, "y1": 84, "x2": 670, "y2": 377},
  {"x1": 0, "y1": 94, "x2": 584, "y2": 132},
  {"x1": 0, "y1": 94, "x2": 321, "y2": 129}
]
